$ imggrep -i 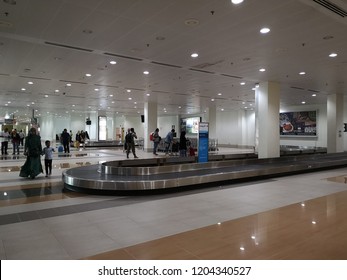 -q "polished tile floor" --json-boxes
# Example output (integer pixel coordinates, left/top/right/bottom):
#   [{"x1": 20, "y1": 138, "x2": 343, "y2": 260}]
[{"x1": 1, "y1": 145, "x2": 347, "y2": 260}]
